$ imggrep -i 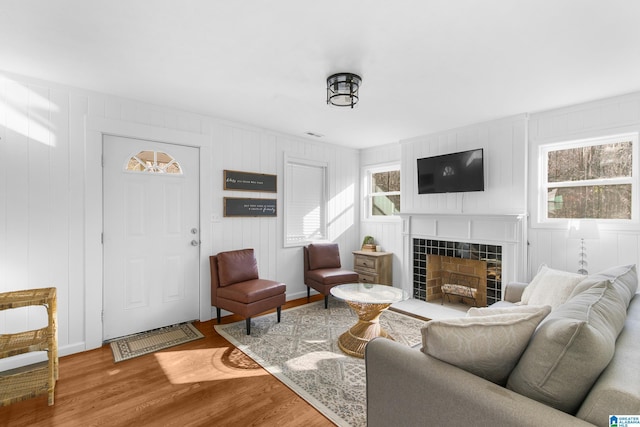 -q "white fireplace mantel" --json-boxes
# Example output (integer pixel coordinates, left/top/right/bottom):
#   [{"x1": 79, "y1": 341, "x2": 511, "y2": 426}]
[
  {"x1": 398, "y1": 212, "x2": 529, "y2": 297},
  {"x1": 398, "y1": 212, "x2": 527, "y2": 244}
]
